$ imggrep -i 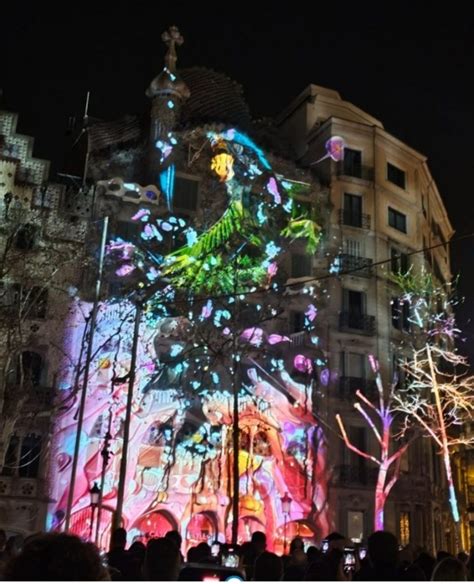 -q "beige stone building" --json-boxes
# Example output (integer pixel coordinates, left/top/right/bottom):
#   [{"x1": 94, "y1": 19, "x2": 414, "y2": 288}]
[
  {"x1": 277, "y1": 84, "x2": 456, "y2": 551},
  {"x1": 0, "y1": 110, "x2": 89, "y2": 536}
]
